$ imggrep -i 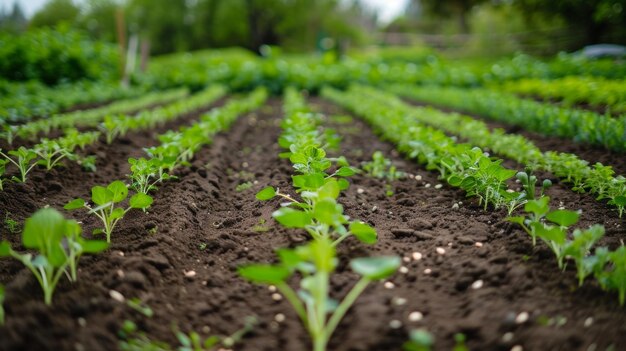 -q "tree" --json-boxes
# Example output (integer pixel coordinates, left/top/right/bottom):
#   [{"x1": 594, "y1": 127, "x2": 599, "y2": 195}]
[
  {"x1": 0, "y1": 1, "x2": 27, "y2": 33},
  {"x1": 419, "y1": 0, "x2": 488, "y2": 33},
  {"x1": 30, "y1": 0, "x2": 80, "y2": 28}
]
